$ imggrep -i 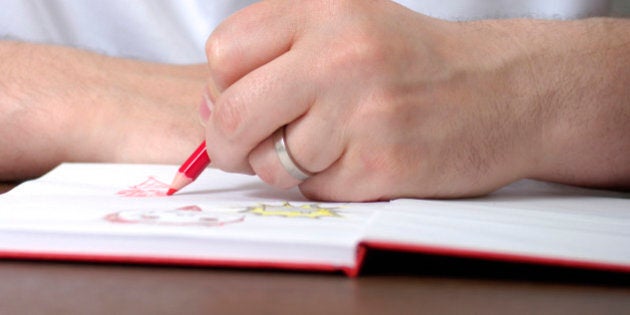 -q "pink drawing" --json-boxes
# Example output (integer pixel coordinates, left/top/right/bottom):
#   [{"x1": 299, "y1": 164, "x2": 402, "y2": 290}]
[
  {"x1": 104, "y1": 205, "x2": 245, "y2": 227},
  {"x1": 117, "y1": 176, "x2": 169, "y2": 197}
]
